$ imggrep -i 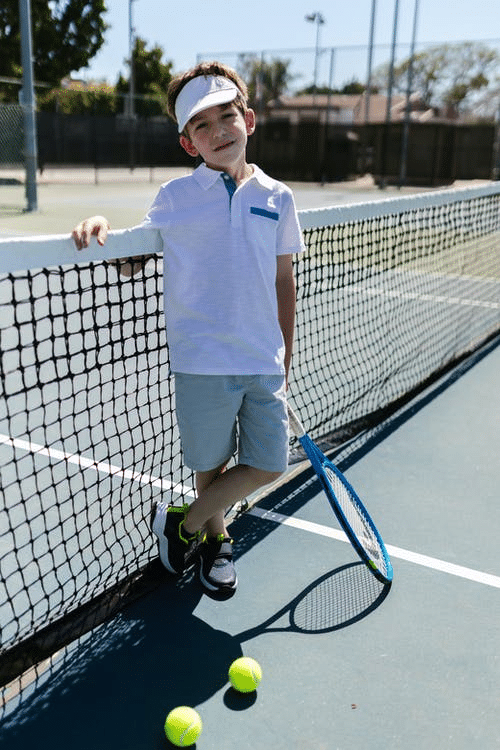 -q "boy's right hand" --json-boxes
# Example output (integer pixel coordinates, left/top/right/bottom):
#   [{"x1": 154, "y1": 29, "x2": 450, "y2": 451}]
[{"x1": 72, "y1": 216, "x2": 110, "y2": 250}]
